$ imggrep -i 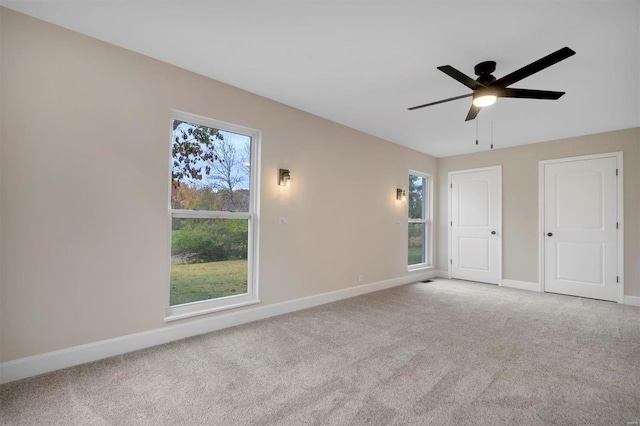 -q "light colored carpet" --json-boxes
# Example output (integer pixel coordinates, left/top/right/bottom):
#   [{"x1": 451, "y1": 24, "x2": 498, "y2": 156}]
[{"x1": 2, "y1": 279, "x2": 640, "y2": 425}]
